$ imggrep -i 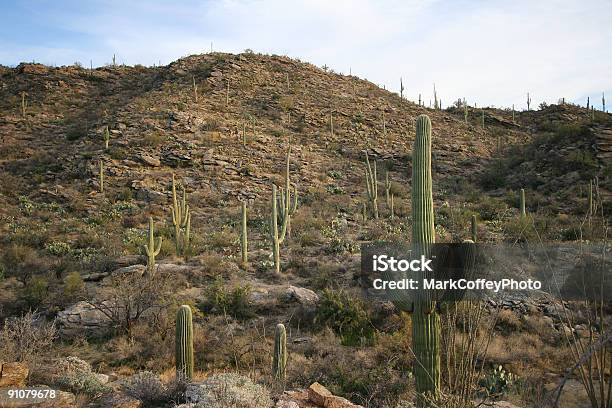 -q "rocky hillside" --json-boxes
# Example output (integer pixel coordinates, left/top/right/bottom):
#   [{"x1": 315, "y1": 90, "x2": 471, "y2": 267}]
[{"x1": 0, "y1": 53, "x2": 610, "y2": 408}]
